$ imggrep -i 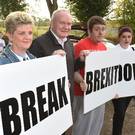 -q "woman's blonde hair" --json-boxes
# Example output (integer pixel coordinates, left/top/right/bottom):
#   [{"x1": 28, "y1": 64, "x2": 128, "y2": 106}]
[{"x1": 5, "y1": 11, "x2": 34, "y2": 33}]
